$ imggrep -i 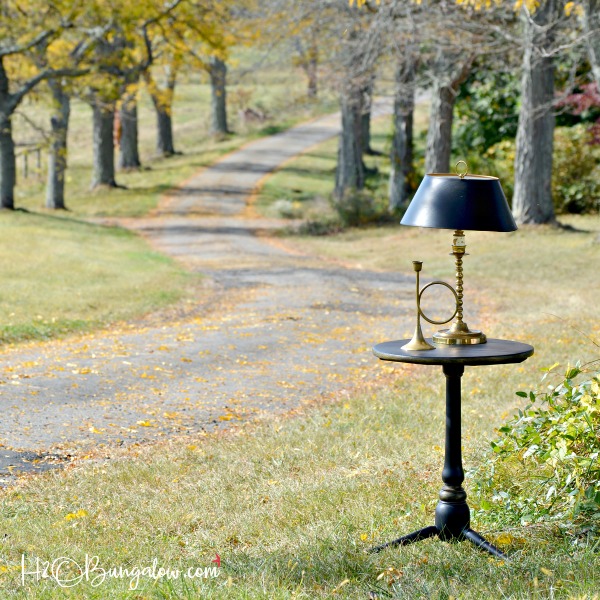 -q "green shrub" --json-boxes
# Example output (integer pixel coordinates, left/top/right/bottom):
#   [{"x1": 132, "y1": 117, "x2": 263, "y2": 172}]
[
  {"x1": 473, "y1": 363, "x2": 600, "y2": 534},
  {"x1": 552, "y1": 125, "x2": 600, "y2": 214},
  {"x1": 331, "y1": 188, "x2": 381, "y2": 227},
  {"x1": 454, "y1": 68, "x2": 520, "y2": 154},
  {"x1": 462, "y1": 125, "x2": 600, "y2": 214}
]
